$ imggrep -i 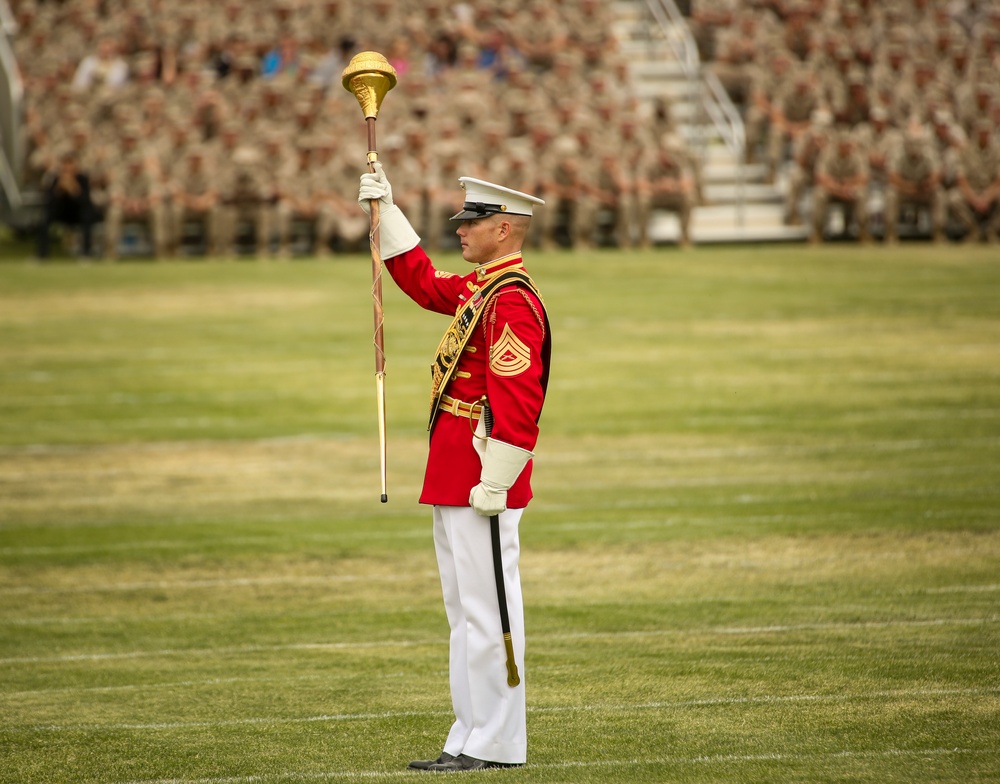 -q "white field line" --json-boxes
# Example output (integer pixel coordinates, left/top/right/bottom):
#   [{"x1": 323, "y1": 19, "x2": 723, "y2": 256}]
[
  {"x1": 925, "y1": 584, "x2": 1000, "y2": 594},
  {"x1": 0, "y1": 654, "x2": 980, "y2": 698},
  {"x1": 0, "y1": 531, "x2": 430, "y2": 557},
  {"x1": 19, "y1": 687, "x2": 1000, "y2": 734},
  {"x1": 541, "y1": 617, "x2": 1000, "y2": 639},
  {"x1": 6, "y1": 674, "x2": 327, "y2": 698},
  {"x1": 1, "y1": 573, "x2": 437, "y2": 596},
  {"x1": 5, "y1": 614, "x2": 245, "y2": 627},
  {"x1": 0, "y1": 639, "x2": 442, "y2": 666},
  {"x1": 2, "y1": 616, "x2": 997, "y2": 667},
  {"x1": 102, "y1": 746, "x2": 1000, "y2": 784},
  {"x1": 0, "y1": 540, "x2": 228, "y2": 557},
  {"x1": 8, "y1": 572, "x2": 991, "y2": 602}
]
